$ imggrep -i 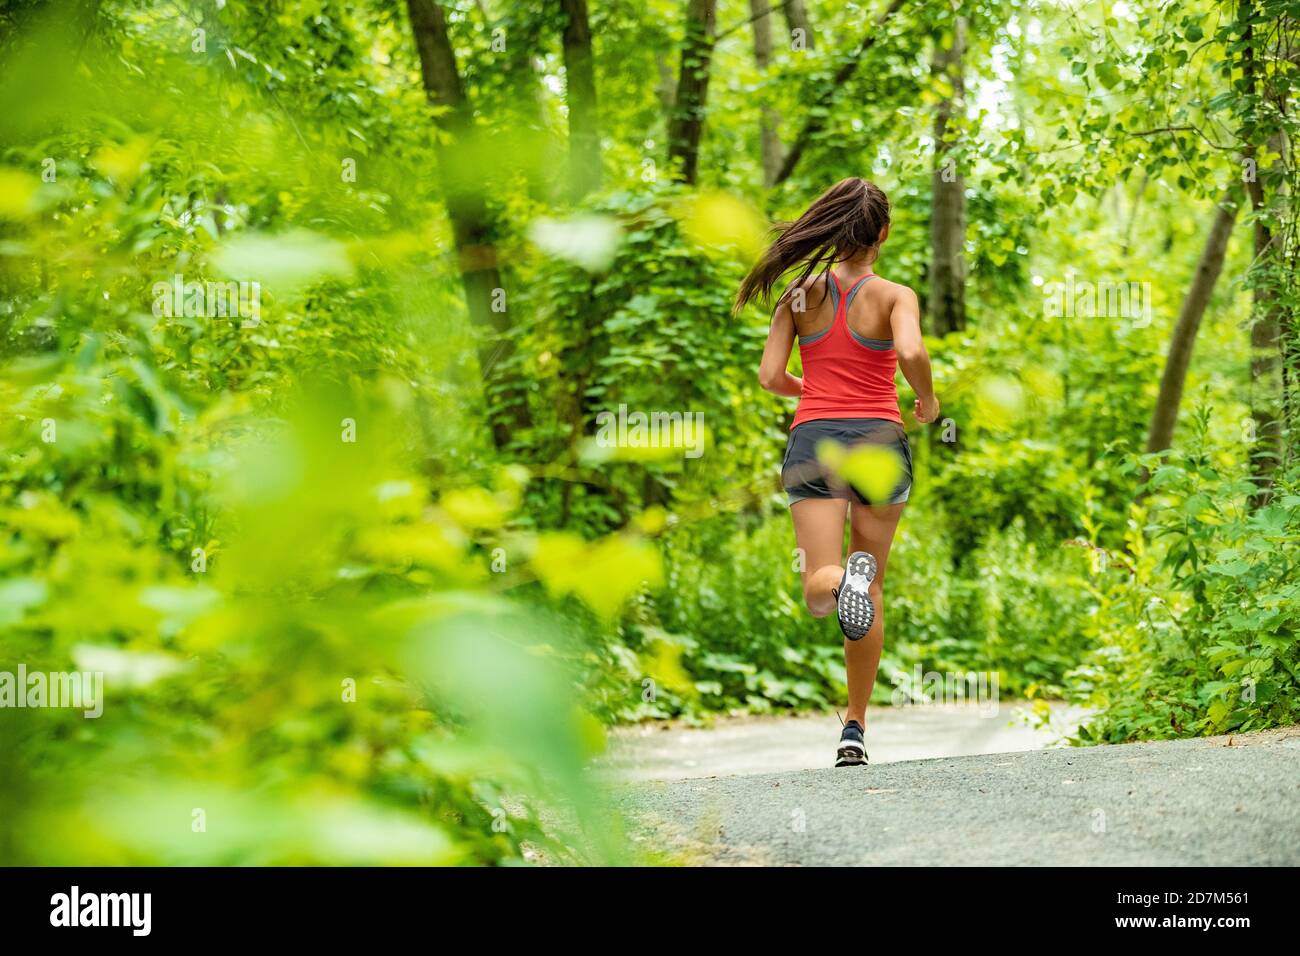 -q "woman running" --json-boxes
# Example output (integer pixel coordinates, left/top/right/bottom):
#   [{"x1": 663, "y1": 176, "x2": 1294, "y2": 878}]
[{"x1": 736, "y1": 177, "x2": 939, "y2": 768}]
